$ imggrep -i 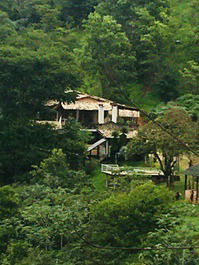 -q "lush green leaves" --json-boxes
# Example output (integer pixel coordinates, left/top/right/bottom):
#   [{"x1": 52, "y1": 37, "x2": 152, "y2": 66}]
[
  {"x1": 127, "y1": 108, "x2": 198, "y2": 183},
  {"x1": 75, "y1": 12, "x2": 136, "y2": 98},
  {"x1": 0, "y1": 120, "x2": 58, "y2": 184},
  {"x1": 0, "y1": 30, "x2": 79, "y2": 119},
  {"x1": 0, "y1": 185, "x2": 19, "y2": 218}
]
